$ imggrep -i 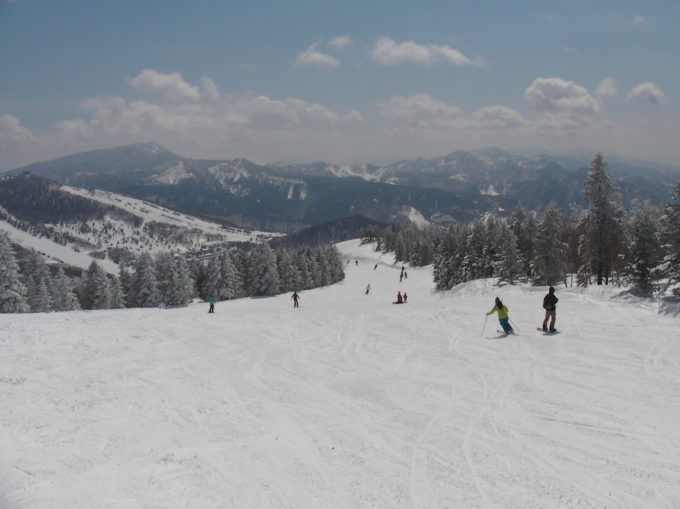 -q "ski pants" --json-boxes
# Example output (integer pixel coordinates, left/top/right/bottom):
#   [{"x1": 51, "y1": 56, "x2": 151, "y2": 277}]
[
  {"x1": 542, "y1": 310, "x2": 556, "y2": 331},
  {"x1": 499, "y1": 317, "x2": 512, "y2": 334}
]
